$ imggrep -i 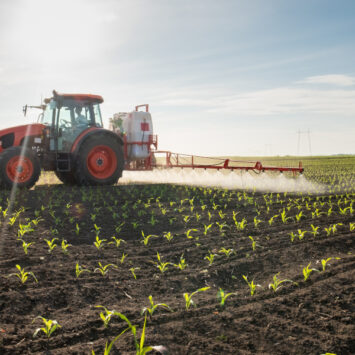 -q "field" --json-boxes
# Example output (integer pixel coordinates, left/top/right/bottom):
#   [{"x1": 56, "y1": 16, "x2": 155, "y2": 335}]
[{"x1": 0, "y1": 156, "x2": 354, "y2": 354}]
